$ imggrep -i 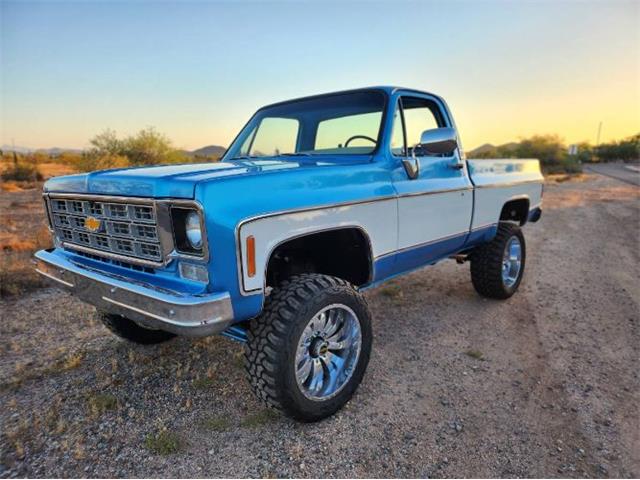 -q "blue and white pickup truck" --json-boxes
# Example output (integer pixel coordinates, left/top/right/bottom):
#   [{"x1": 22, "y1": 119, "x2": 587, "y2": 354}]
[{"x1": 35, "y1": 87, "x2": 543, "y2": 421}]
